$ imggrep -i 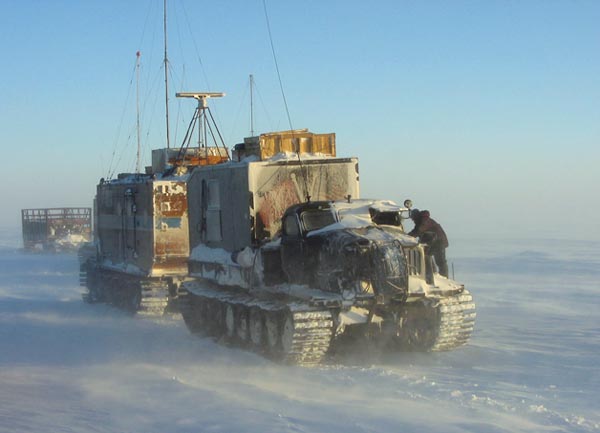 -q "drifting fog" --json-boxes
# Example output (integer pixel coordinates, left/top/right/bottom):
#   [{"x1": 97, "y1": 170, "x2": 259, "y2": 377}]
[{"x1": 0, "y1": 228, "x2": 598, "y2": 433}]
